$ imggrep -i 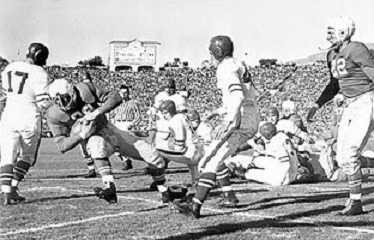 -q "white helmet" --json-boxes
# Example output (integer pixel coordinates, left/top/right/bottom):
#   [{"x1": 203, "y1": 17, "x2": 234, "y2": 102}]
[
  {"x1": 327, "y1": 16, "x2": 355, "y2": 45},
  {"x1": 49, "y1": 78, "x2": 75, "y2": 111},
  {"x1": 333, "y1": 93, "x2": 345, "y2": 104},
  {"x1": 282, "y1": 100, "x2": 296, "y2": 118}
]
